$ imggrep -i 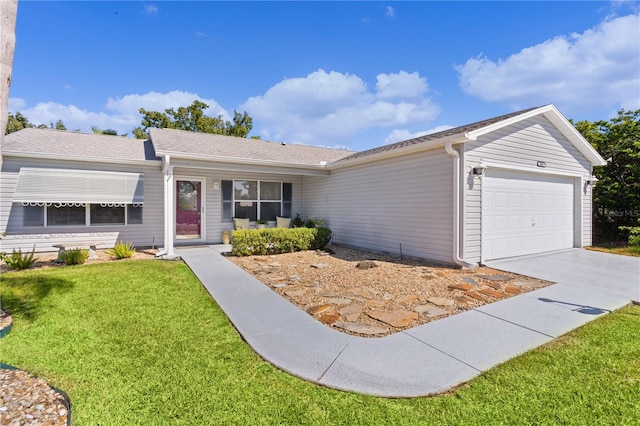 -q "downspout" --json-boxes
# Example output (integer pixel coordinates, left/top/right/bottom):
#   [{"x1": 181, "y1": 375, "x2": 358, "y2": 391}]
[
  {"x1": 157, "y1": 154, "x2": 175, "y2": 257},
  {"x1": 444, "y1": 141, "x2": 475, "y2": 268}
]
